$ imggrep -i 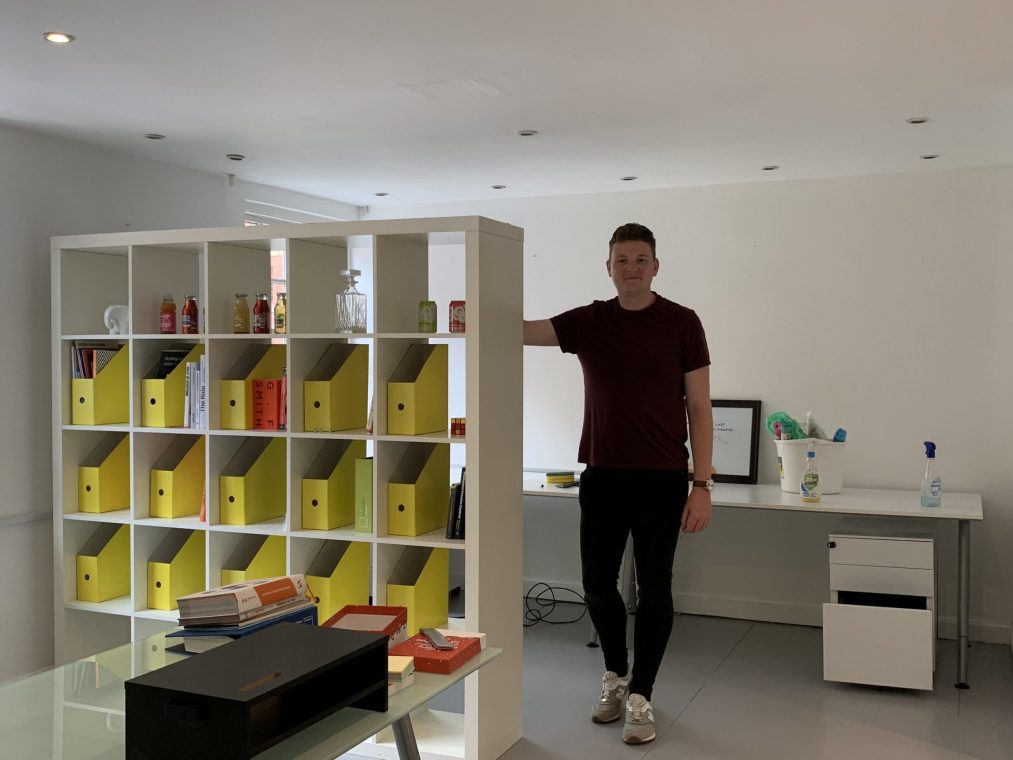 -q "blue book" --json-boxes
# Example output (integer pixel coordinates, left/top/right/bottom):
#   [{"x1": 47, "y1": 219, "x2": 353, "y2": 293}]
[{"x1": 167, "y1": 604, "x2": 318, "y2": 654}]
